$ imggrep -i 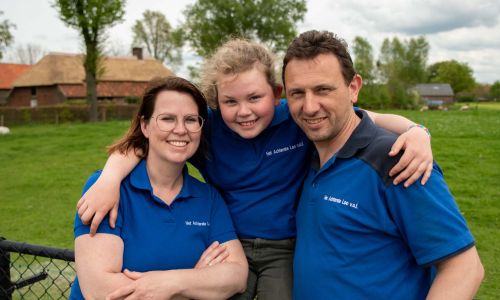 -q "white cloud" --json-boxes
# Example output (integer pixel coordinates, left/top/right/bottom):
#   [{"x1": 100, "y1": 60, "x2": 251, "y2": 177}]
[
  {"x1": 345, "y1": 0, "x2": 500, "y2": 34},
  {"x1": 430, "y1": 24, "x2": 500, "y2": 51},
  {"x1": 299, "y1": 0, "x2": 500, "y2": 82},
  {"x1": 1, "y1": 0, "x2": 499, "y2": 83}
]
